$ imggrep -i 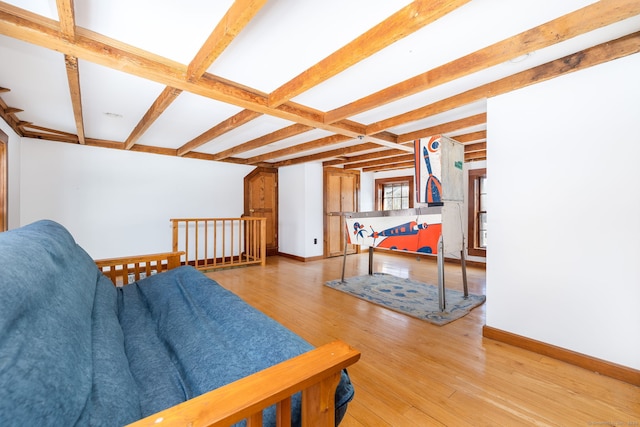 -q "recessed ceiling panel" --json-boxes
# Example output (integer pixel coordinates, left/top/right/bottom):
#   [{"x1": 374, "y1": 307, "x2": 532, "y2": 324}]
[
  {"x1": 79, "y1": 60, "x2": 166, "y2": 142},
  {"x1": 0, "y1": 35, "x2": 75, "y2": 134},
  {"x1": 137, "y1": 92, "x2": 244, "y2": 149},
  {"x1": 292, "y1": 0, "x2": 599, "y2": 112},
  {"x1": 197, "y1": 115, "x2": 294, "y2": 155},
  {"x1": 74, "y1": 0, "x2": 235, "y2": 65},
  {"x1": 207, "y1": 0, "x2": 413, "y2": 93}
]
